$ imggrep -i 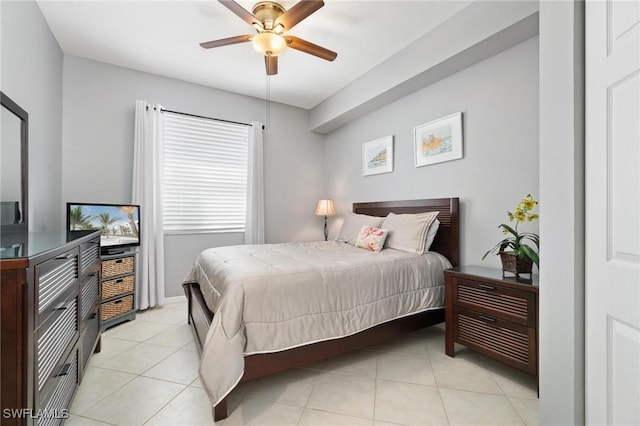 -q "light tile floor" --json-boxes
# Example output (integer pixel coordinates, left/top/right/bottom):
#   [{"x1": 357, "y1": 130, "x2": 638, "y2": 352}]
[{"x1": 69, "y1": 301, "x2": 539, "y2": 425}]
